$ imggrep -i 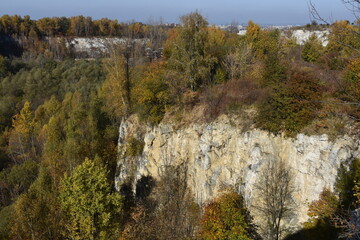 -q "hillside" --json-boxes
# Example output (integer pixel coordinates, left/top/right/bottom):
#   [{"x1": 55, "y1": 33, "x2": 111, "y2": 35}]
[{"x1": 0, "y1": 12, "x2": 359, "y2": 240}]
